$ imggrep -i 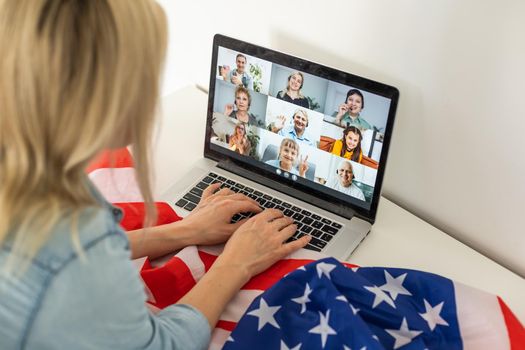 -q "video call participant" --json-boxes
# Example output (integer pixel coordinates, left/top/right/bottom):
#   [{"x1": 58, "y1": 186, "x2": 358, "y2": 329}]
[
  {"x1": 331, "y1": 126, "x2": 363, "y2": 163},
  {"x1": 333, "y1": 89, "x2": 373, "y2": 130},
  {"x1": 223, "y1": 86, "x2": 263, "y2": 127},
  {"x1": 326, "y1": 161, "x2": 365, "y2": 200},
  {"x1": 265, "y1": 138, "x2": 309, "y2": 178},
  {"x1": 276, "y1": 71, "x2": 310, "y2": 108},
  {"x1": 229, "y1": 123, "x2": 251, "y2": 155},
  {"x1": 220, "y1": 53, "x2": 253, "y2": 90},
  {"x1": 269, "y1": 109, "x2": 315, "y2": 147}
]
